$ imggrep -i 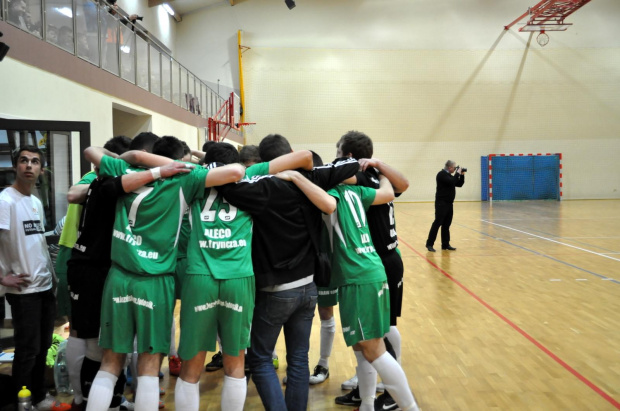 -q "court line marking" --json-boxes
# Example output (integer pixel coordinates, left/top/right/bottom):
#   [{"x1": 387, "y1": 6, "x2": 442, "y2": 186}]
[
  {"x1": 457, "y1": 223, "x2": 620, "y2": 284},
  {"x1": 398, "y1": 237, "x2": 620, "y2": 410},
  {"x1": 481, "y1": 220, "x2": 620, "y2": 263}
]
